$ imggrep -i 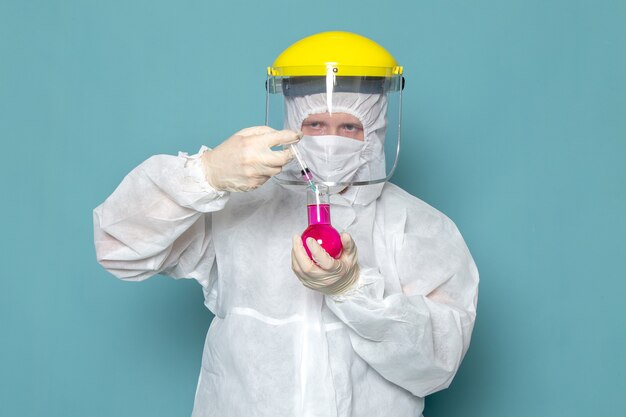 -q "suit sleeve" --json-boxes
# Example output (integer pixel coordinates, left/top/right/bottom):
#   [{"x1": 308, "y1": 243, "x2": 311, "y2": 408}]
[
  {"x1": 93, "y1": 147, "x2": 229, "y2": 285},
  {"x1": 325, "y1": 210, "x2": 479, "y2": 397}
]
